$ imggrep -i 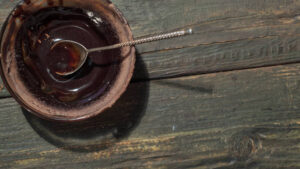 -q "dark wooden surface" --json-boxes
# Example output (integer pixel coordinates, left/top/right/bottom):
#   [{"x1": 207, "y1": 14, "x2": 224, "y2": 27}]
[{"x1": 0, "y1": 0, "x2": 300, "y2": 168}]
